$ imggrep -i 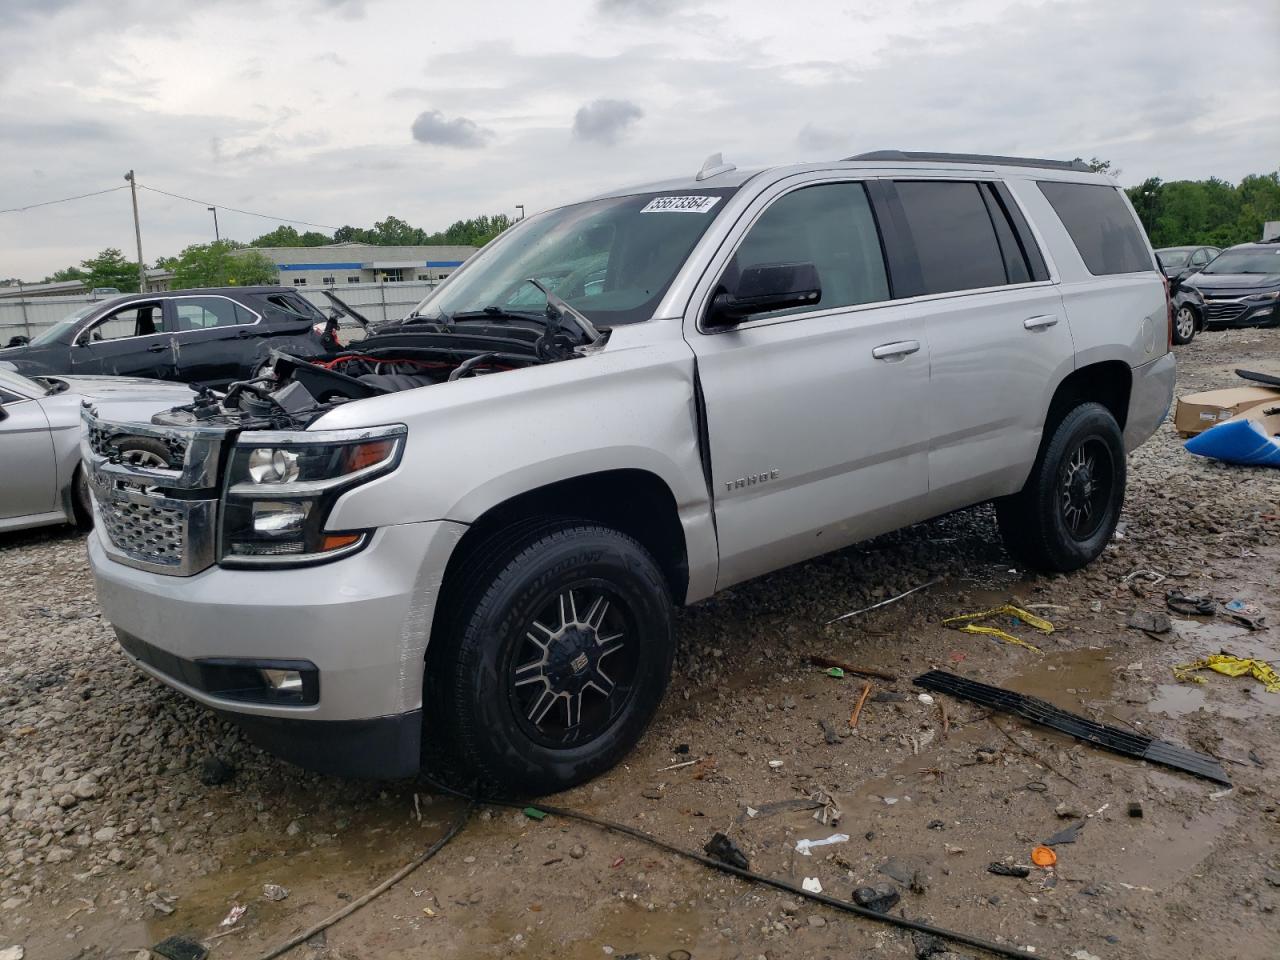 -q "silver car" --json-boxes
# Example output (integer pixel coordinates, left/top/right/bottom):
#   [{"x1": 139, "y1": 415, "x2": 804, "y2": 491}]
[{"x1": 0, "y1": 367, "x2": 191, "y2": 533}]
